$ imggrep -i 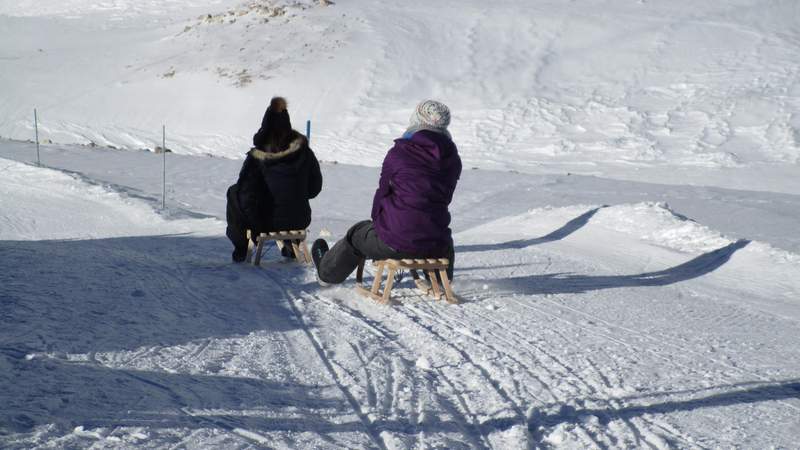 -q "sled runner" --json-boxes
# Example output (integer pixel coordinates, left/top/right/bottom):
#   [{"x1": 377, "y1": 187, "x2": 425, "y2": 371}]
[
  {"x1": 356, "y1": 258, "x2": 457, "y2": 305},
  {"x1": 246, "y1": 229, "x2": 312, "y2": 265}
]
